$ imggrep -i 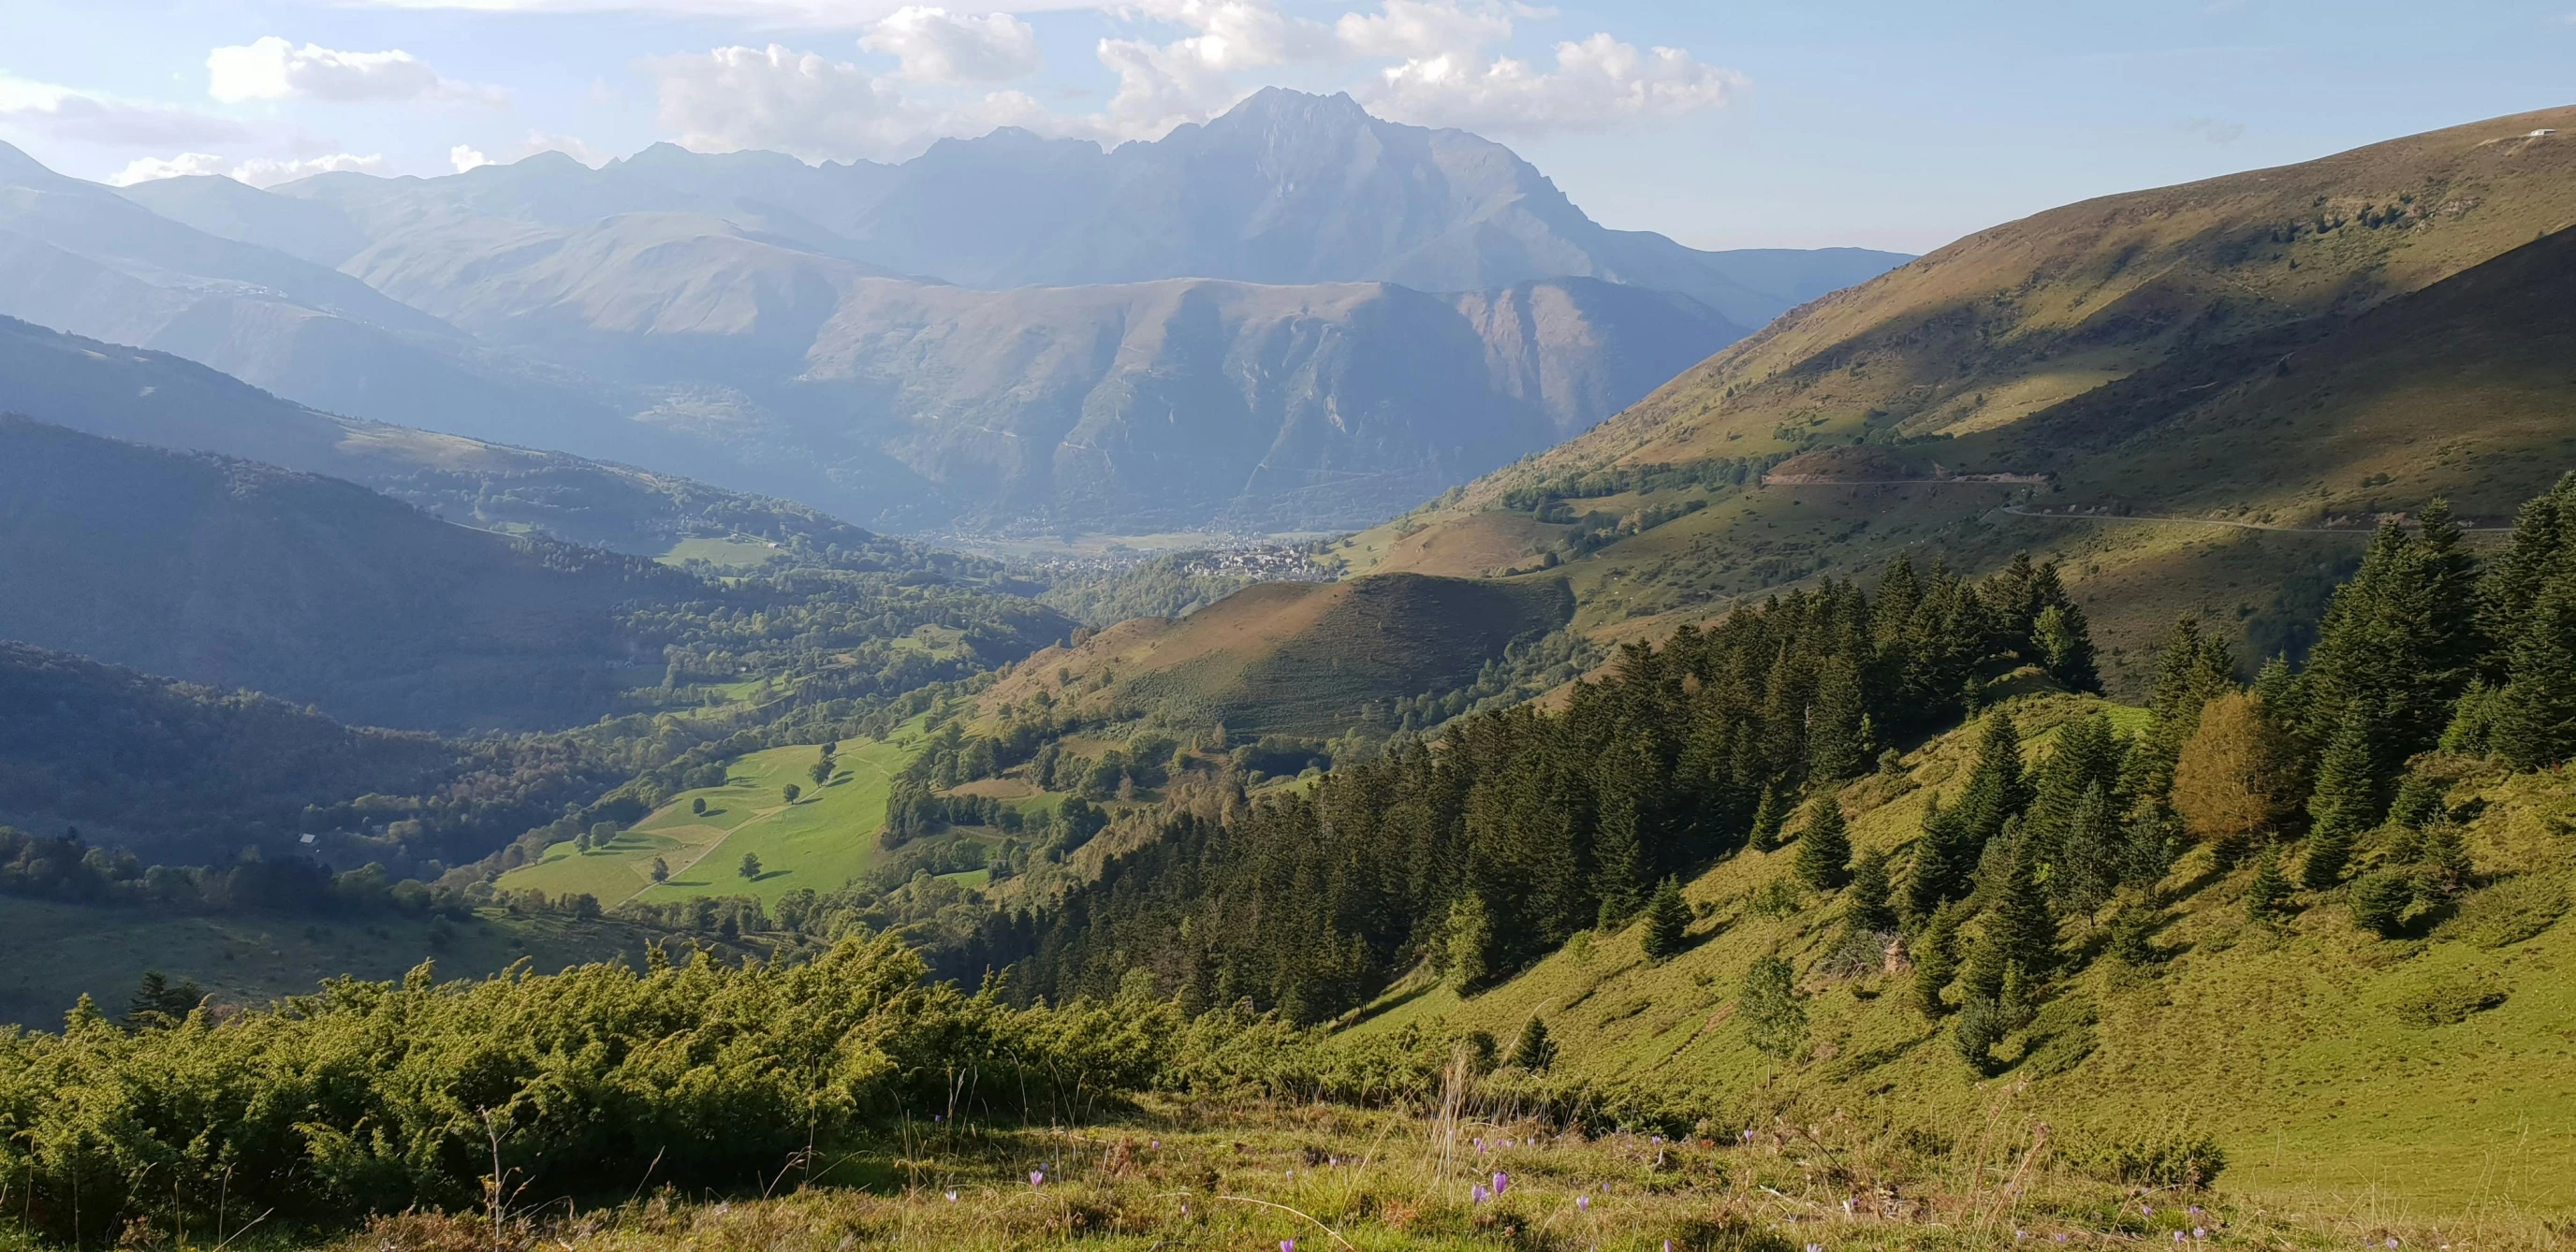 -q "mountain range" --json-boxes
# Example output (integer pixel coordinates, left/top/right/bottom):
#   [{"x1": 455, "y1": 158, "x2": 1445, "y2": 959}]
[{"x1": 60, "y1": 89, "x2": 1907, "y2": 533}]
